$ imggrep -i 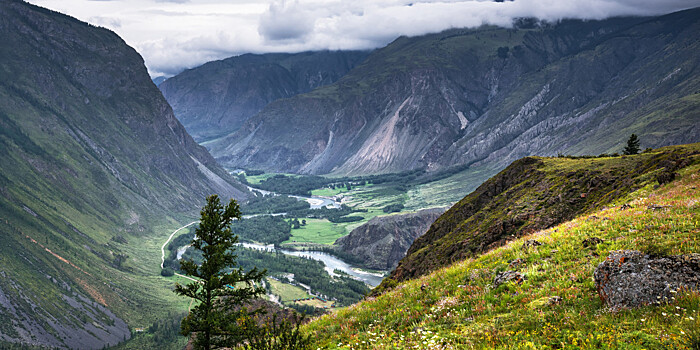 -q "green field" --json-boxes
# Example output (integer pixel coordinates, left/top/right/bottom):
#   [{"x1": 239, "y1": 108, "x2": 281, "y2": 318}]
[
  {"x1": 245, "y1": 172, "x2": 299, "y2": 185},
  {"x1": 284, "y1": 218, "x2": 347, "y2": 245},
  {"x1": 266, "y1": 278, "x2": 310, "y2": 302},
  {"x1": 311, "y1": 183, "x2": 372, "y2": 197}
]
